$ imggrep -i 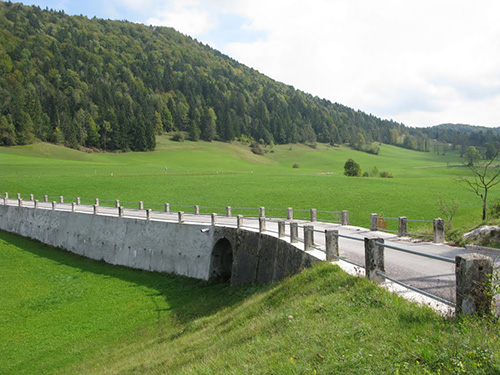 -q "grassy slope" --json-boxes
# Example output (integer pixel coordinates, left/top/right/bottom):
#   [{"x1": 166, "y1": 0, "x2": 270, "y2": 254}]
[
  {"x1": 0, "y1": 137, "x2": 492, "y2": 232},
  {"x1": 0, "y1": 231, "x2": 499, "y2": 375}
]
